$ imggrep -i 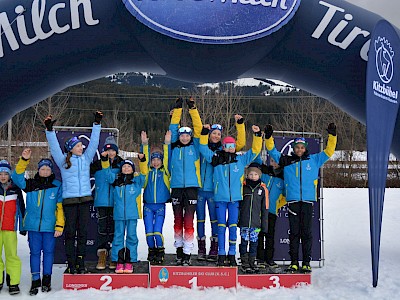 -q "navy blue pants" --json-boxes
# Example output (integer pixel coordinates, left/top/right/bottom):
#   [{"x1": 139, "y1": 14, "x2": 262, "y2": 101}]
[
  {"x1": 196, "y1": 190, "x2": 218, "y2": 239},
  {"x1": 28, "y1": 231, "x2": 56, "y2": 280},
  {"x1": 143, "y1": 203, "x2": 165, "y2": 248},
  {"x1": 215, "y1": 201, "x2": 239, "y2": 255}
]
